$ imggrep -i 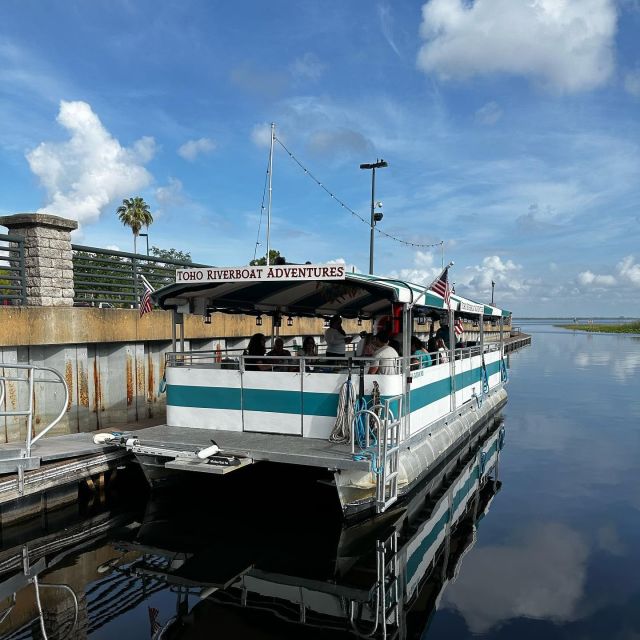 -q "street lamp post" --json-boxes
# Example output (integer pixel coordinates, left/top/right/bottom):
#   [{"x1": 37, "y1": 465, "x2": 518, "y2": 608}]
[
  {"x1": 139, "y1": 233, "x2": 150, "y2": 256},
  {"x1": 491, "y1": 280, "x2": 495, "y2": 305},
  {"x1": 360, "y1": 159, "x2": 388, "y2": 274}
]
